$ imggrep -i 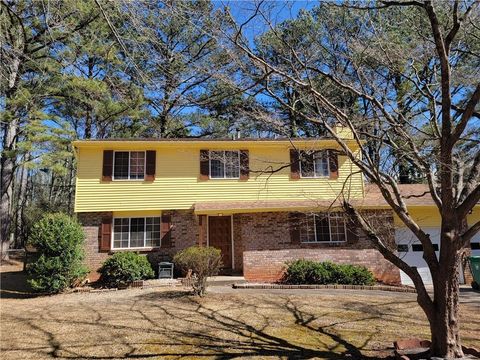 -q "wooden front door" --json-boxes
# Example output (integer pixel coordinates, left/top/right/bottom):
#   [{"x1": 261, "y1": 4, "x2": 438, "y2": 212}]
[{"x1": 208, "y1": 216, "x2": 232, "y2": 269}]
